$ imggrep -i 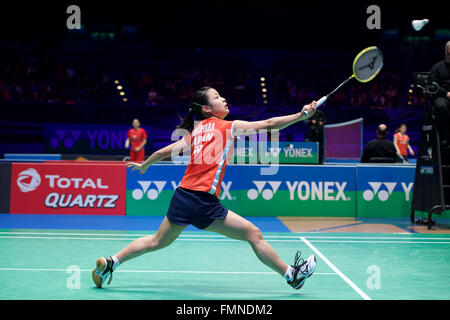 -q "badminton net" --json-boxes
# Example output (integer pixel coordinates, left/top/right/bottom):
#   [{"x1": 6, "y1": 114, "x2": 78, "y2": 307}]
[{"x1": 324, "y1": 118, "x2": 363, "y2": 161}]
